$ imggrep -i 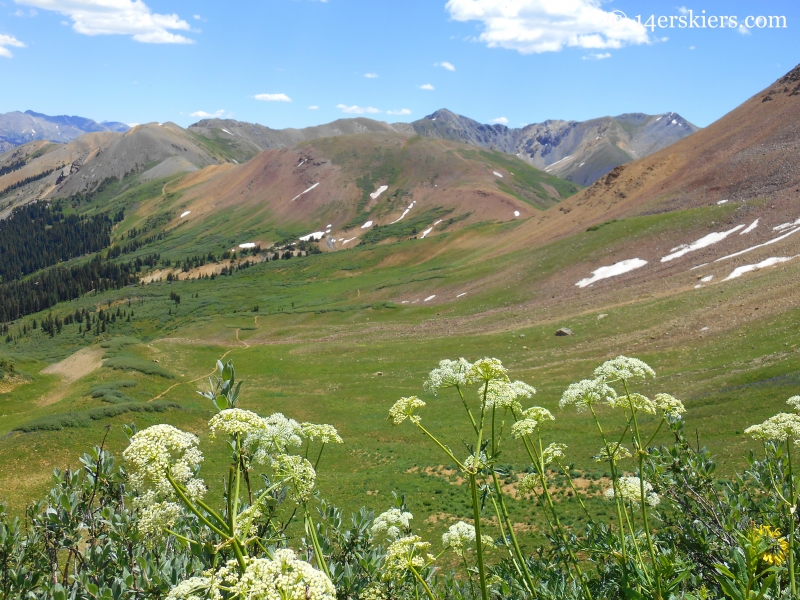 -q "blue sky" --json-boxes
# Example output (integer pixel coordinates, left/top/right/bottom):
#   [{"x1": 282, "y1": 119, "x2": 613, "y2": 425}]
[{"x1": 0, "y1": 0, "x2": 797, "y2": 129}]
